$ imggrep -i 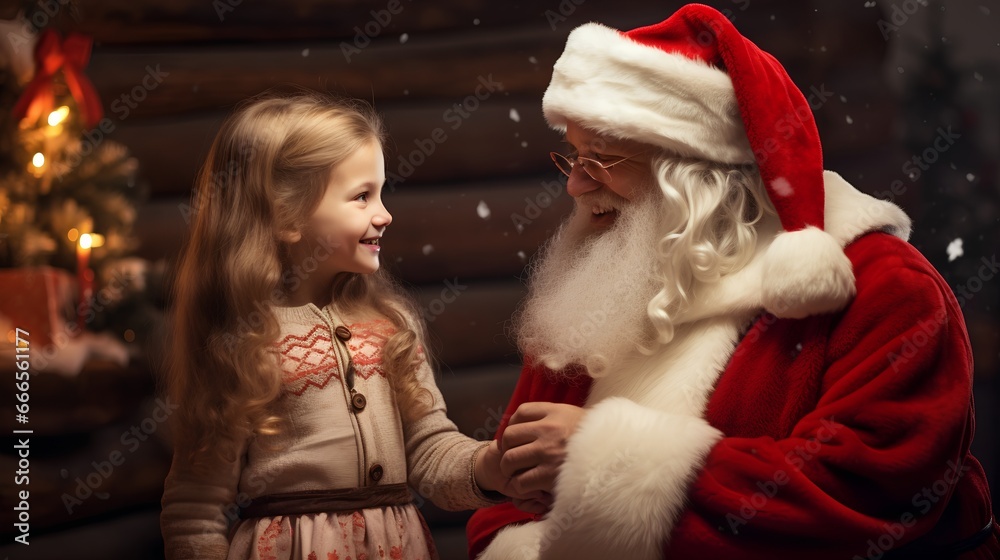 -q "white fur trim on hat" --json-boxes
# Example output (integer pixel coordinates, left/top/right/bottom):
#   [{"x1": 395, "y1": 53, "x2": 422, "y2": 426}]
[{"x1": 542, "y1": 23, "x2": 753, "y2": 164}]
